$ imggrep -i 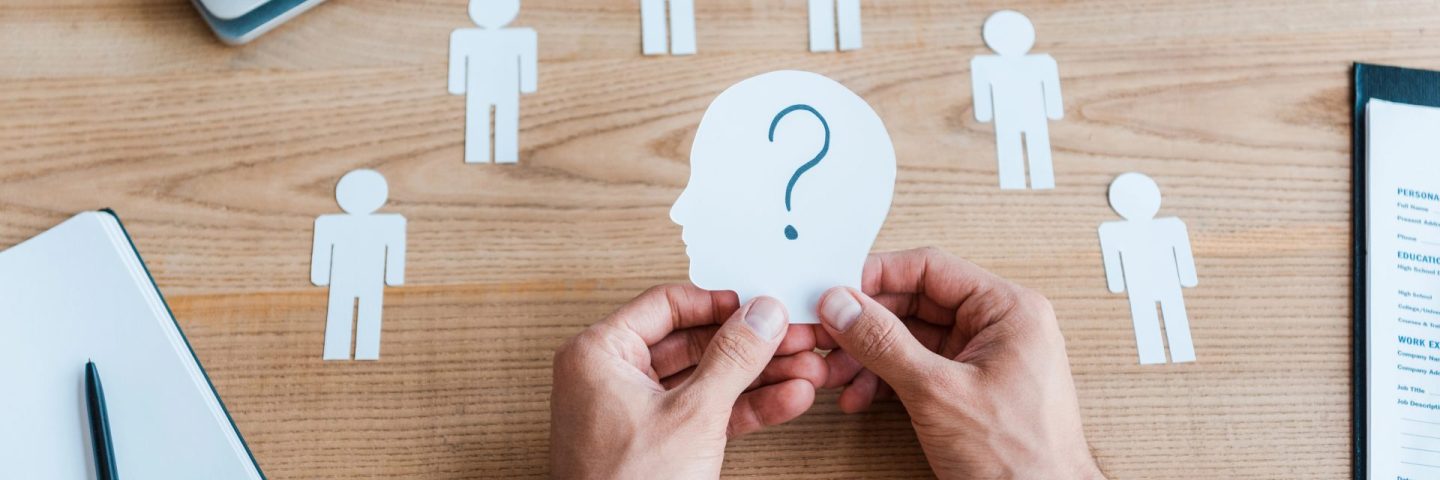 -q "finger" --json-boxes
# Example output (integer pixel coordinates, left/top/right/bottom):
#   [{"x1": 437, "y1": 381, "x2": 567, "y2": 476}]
[
  {"x1": 876, "y1": 381, "x2": 894, "y2": 403},
  {"x1": 603, "y1": 284, "x2": 741, "y2": 347},
  {"x1": 660, "y1": 366, "x2": 693, "y2": 390},
  {"x1": 871, "y1": 292, "x2": 960, "y2": 327},
  {"x1": 662, "y1": 351, "x2": 825, "y2": 392},
  {"x1": 727, "y1": 379, "x2": 816, "y2": 438},
  {"x1": 778, "y1": 324, "x2": 819, "y2": 356},
  {"x1": 838, "y1": 372, "x2": 901, "y2": 414},
  {"x1": 861, "y1": 248, "x2": 1009, "y2": 307},
  {"x1": 825, "y1": 318, "x2": 947, "y2": 389},
  {"x1": 907, "y1": 320, "x2": 949, "y2": 355},
  {"x1": 750, "y1": 351, "x2": 827, "y2": 390},
  {"x1": 815, "y1": 325, "x2": 839, "y2": 350},
  {"x1": 822, "y1": 349, "x2": 864, "y2": 389},
  {"x1": 651, "y1": 323, "x2": 820, "y2": 381},
  {"x1": 684, "y1": 297, "x2": 789, "y2": 402},
  {"x1": 838, "y1": 369, "x2": 883, "y2": 413},
  {"x1": 817, "y1": 288, "x2": 944, "y2": 396},
  {"x1": 649, "y1": 326, "x2": 717, "y2": 379},
  {"x1": 863, "y1": 248, "x2": 1030, "y2": 331}
]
